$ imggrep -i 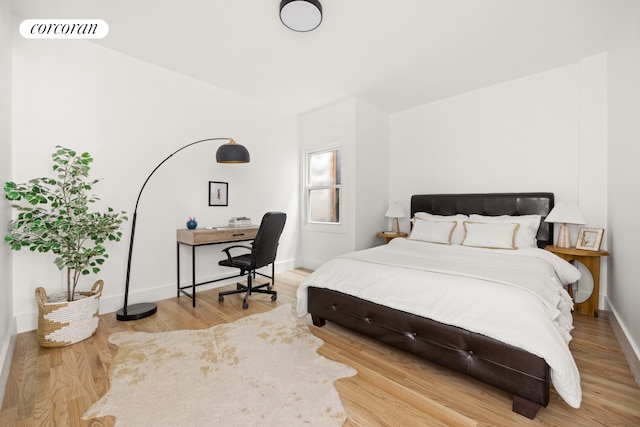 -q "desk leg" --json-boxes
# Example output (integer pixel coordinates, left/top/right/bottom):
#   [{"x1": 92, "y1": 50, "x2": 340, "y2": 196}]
[
  {"x1": 177, "y1": 242, "x2": 180, "y2": 298},
  {"x1": 192, "y1": 245, "x2": 196, "y2": 307}
]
